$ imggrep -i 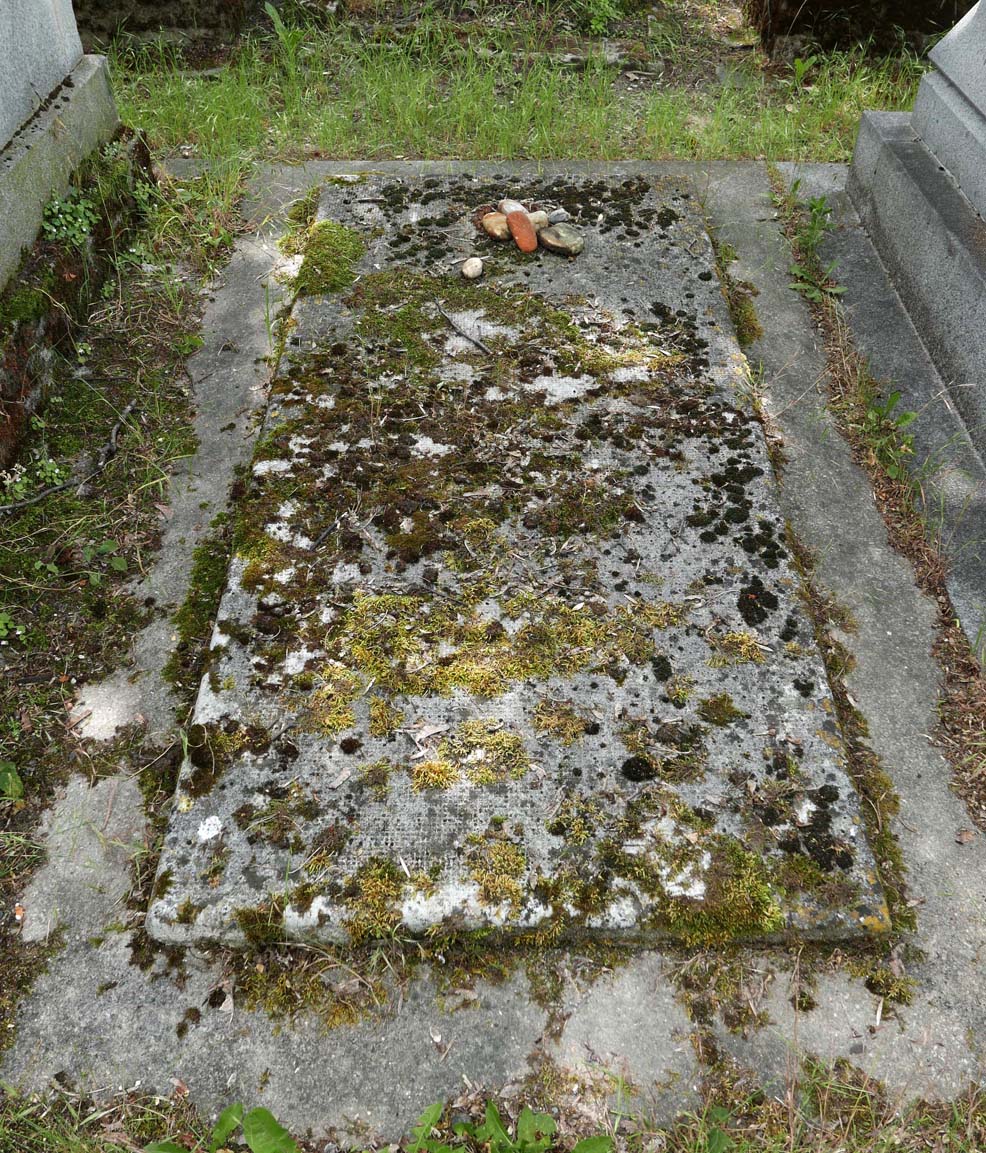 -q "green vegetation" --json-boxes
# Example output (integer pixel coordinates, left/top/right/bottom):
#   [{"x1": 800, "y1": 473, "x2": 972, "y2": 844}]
[
  {"x1": 112, "y1": 10, "x2": 924, "y2": 167},
  {"x1": 295, "y1": 219, "x2": 365, "y2": 294}
]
